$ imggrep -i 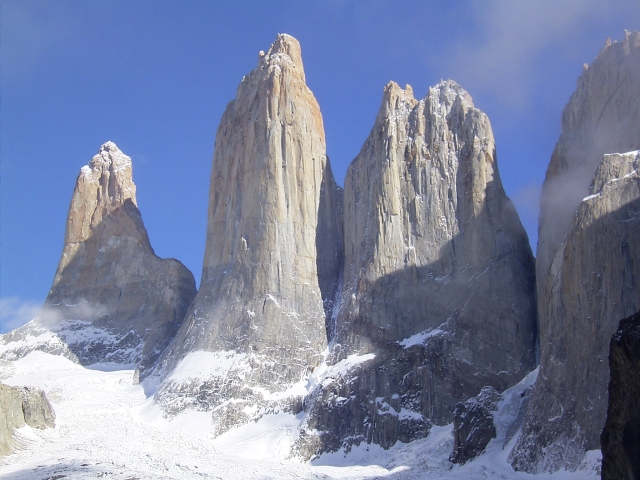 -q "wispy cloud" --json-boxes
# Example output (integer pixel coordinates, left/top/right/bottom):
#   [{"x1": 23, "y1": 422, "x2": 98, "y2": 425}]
[
  {"x1": 437, "y1": 0, "x2": 639, "y2": 108},
  {"x1": 0, "y1": 297, "x2": 41, "y2": 333},
  {"x1": 1, "y1": 1, "x2": 79, "y2": 84}
]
